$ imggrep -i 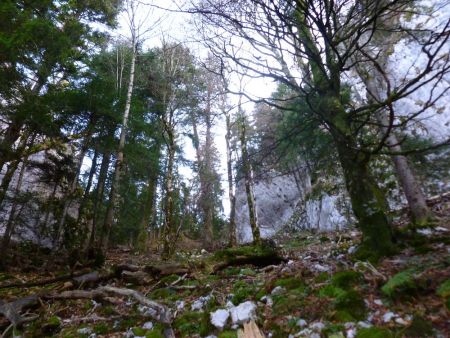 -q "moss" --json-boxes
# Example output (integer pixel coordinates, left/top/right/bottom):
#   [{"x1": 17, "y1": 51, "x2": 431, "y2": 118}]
[
  {"x1": 150, "y1": 287, "x2": 176, "y2": 300},
  {"x1": 133, "y1": 327, "x2": 147, "y2": 336},
  {"x1": 323, "y1": 323, "x2": 345, "y2": 336},
  {"x1": 240, "y1": 268, "x2": 257, "y2": 276},
  {"x1": 212, "y1": 244, "x2": 283, "y2": 268},
  {"x1": 160, "y1": 274, "x2": 180, "y2": 284},
  {"x1": 274, "y1": 277, "x2": 304, "y2": 290},
  {"x1": 231, "y1": 280, "x2": 258, "y2": 304},
  {"x1": 315, "y1": 272, "x2": 330, "y2": 283},
  {"x1": 333, "y1": 290, "x2": 367, "y2": 321},
  {"x1": 173, "y1": 311, "x2": 214, "y2": 336},
  {"x1": 356, "y1": 327, "x2": 393, "y2": 338},
  {"x1": 93, "y1": 323, "x2": 110, "y2": 334},
  {"x1": 272, "y1": 292, "x2": 304, "y2": 315},
  {"x1": 437, "y1": 279, "x2": 450, "y2": 298},
  {"x1": 222, "y1": 267, "x2": 240, "y2": 276},
  {"x1": 218, "y1": 331, "x2": 238, "y2": 338},
  {"x1": 145, "y1": 330, "x2": 165, "y2": 338},
  {"x1": 401, "y1": 316, "x2": 433, "y2": 337},
  {"x1": 381, "y1": 269, "x2": 417, "y2": 298},
  {"x1": 318, "y1": 285, "x2": 346, "y2": 298},
  {"x1": 331, "y1": 271, "x2": 363, "y2": 289}
]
